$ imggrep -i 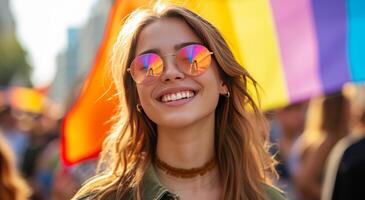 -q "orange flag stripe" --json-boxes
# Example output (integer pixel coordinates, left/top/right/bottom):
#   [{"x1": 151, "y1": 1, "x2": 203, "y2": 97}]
[{"x1": 61, "y1": 0, "x2": 148, "y2": 165}]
